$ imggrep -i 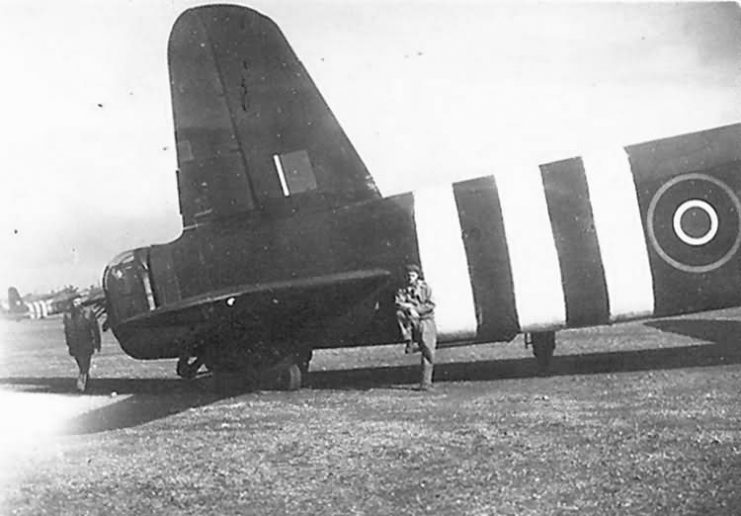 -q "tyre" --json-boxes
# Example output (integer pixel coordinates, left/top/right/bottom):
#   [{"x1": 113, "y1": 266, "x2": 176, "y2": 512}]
[{"x1": 277, "y1": 363, "x2": 302, "y2": 391}]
